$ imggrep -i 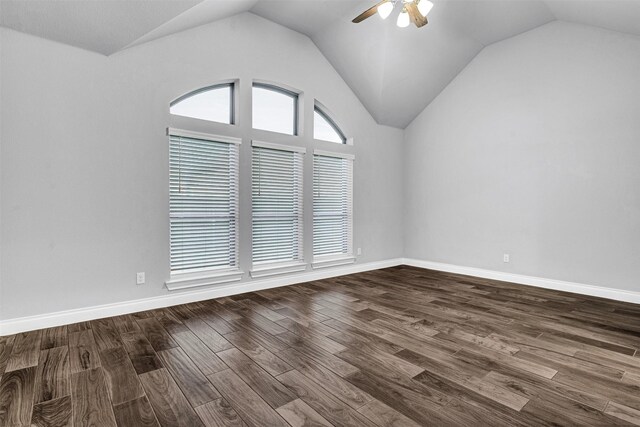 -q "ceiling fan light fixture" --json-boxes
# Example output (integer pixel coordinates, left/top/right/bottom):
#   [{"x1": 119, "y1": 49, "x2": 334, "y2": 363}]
[
  {"x1": 352, "y1": 0, "x2": 430, "y2": 28},
  {"x1": 378, "y1": 2, "x2": 394, "y2": 19},
  {"x1": 397, "y1": 7, "x2": 410, "y2": 27},
  {"x1": 417, "y1": 0, "x2": 434, "y2": 17}
]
